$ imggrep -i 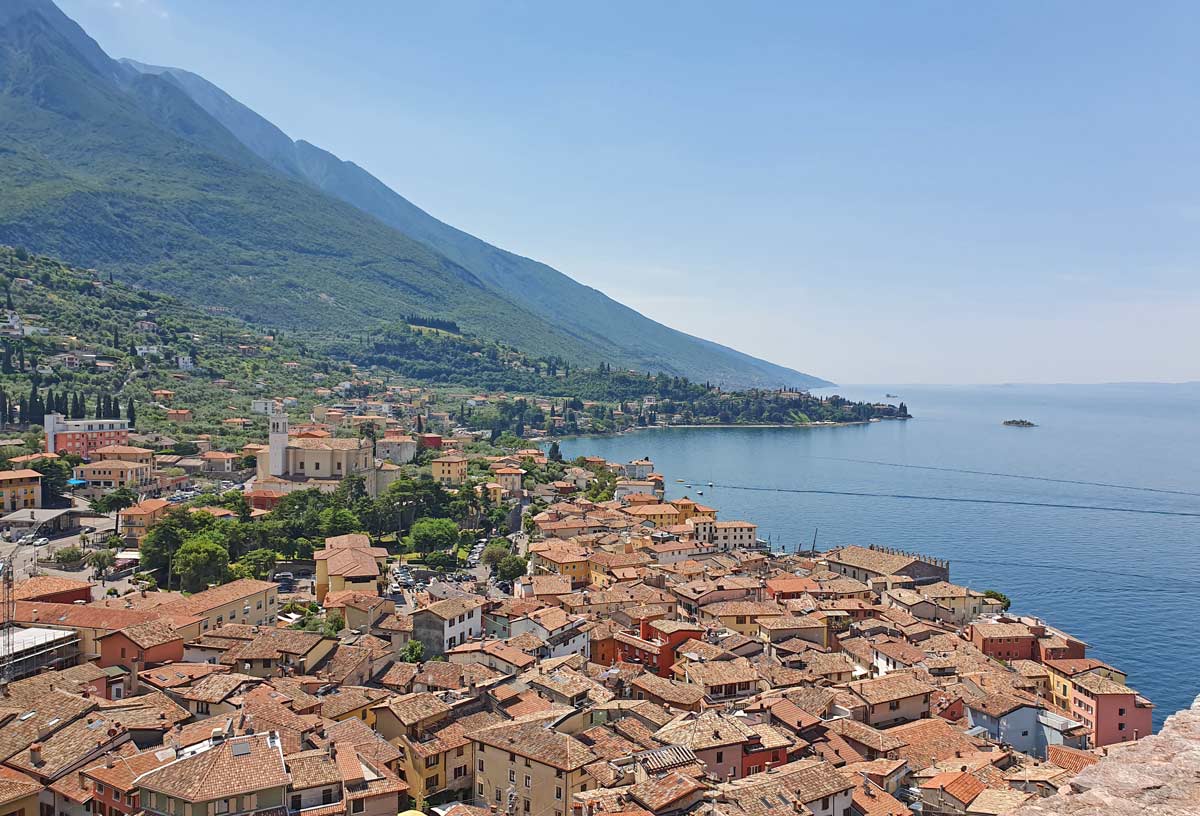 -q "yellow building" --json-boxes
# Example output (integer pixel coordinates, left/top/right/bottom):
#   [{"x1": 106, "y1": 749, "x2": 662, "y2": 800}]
[
  {"x1": 528, "y1": 544, "x2": 590, "y2": 587},
  {"x1": 314, "y1": 533, "x2": 389, "y2": 602},
  {"x1": 1044, "y1": 659, "x2": 1127, "y2": 712},
  {"x1": 623, "y1": 502, "x2": 681, "y2": 527},
  {"x1": 432, "y1": 455, "x2": 469, "y2": 486},
  {"x1": 473, "y1": 717, "x2": 600, "y2": 816},
  {"x1": 72, "y1": 460, "x2": 154, "y2": 499},
  {"x1": 697, "y1": 601, "x2": 787, "y2": 636},
  {"x1": 671, "y1": 497, "x2": 717, "y2": 522},
  {"x1": 0, "y1": 763, "x2": 45, "y2": 816},
  {"x1": 0, "y1": 469, "x2": 42, "y2": 513}
]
